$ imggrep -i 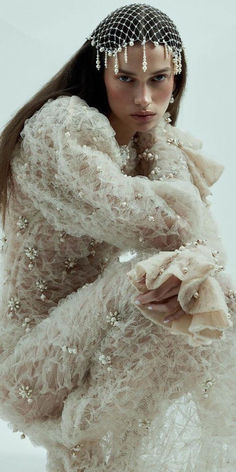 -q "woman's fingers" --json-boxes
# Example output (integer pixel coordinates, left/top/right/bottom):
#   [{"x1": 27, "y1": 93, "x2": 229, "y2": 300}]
[
  {"x1": 134, "y1": 272, "x2": 185, "y2": 324},
  {"x1": 145, "y1": 295, "x2": 180, "y2": 314},
  {"x1": 136, "y1": 275, "x2": 181, "y2": 304},
  {"x1": 163, "y1": 307, "x2": 186, "y2": 323},
  {"x1": 136, "y1": 294, "x2": 186, "y2": 324},
  {"x1": 161, "y1": 284, "x2": 180, "y2": 299},
  {"x1": 137, "y1": 285, "x2": 180, "y2": 305},
  {"x1": 156, "y1": 275, "x2": 181, "y2": 300}
]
